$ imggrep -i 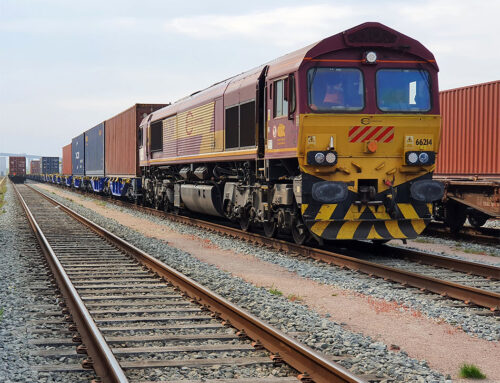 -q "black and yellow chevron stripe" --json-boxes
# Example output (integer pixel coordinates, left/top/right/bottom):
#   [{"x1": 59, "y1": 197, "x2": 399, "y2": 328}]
[{"x1": 301, "y1": 202, "x2": 432, "y2": 240}]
